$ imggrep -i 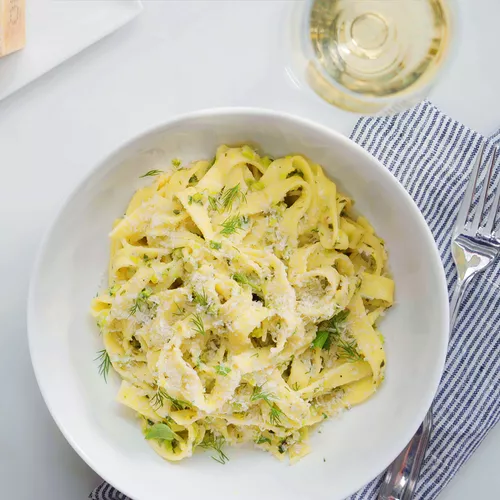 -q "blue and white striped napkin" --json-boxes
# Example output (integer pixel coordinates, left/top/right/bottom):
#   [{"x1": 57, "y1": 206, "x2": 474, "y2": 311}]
[{"x1": 90, "y1": 102, "x2": 500, "y2": 500}]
